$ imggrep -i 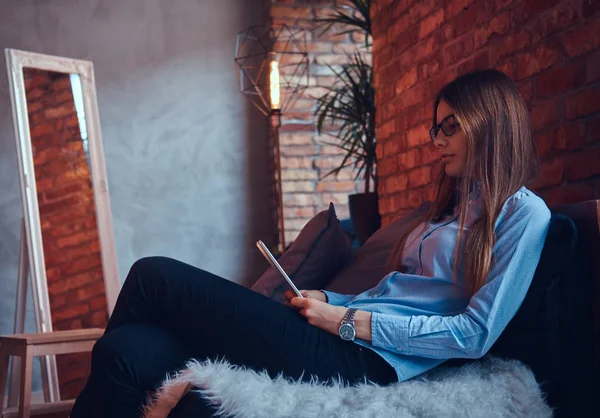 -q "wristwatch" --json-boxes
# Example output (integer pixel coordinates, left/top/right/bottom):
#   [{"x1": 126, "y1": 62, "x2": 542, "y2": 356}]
[{"x1": 338, "y1": 308, "x2": 357, "y2": 341}]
